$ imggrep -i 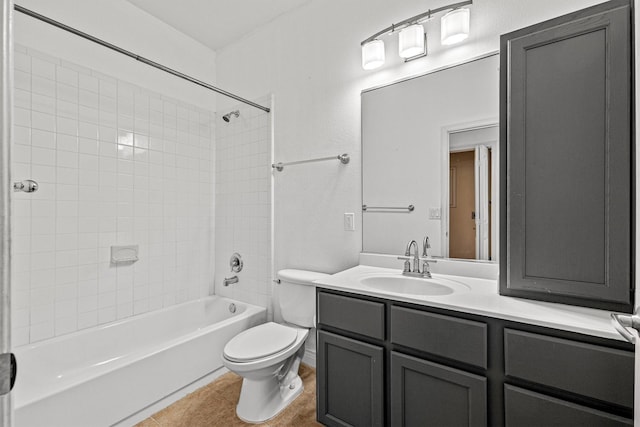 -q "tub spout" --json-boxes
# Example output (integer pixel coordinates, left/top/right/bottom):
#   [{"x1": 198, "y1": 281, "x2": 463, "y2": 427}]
[{"x1": 223, "y1": 276, "x2": 239, "y2": 286}]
